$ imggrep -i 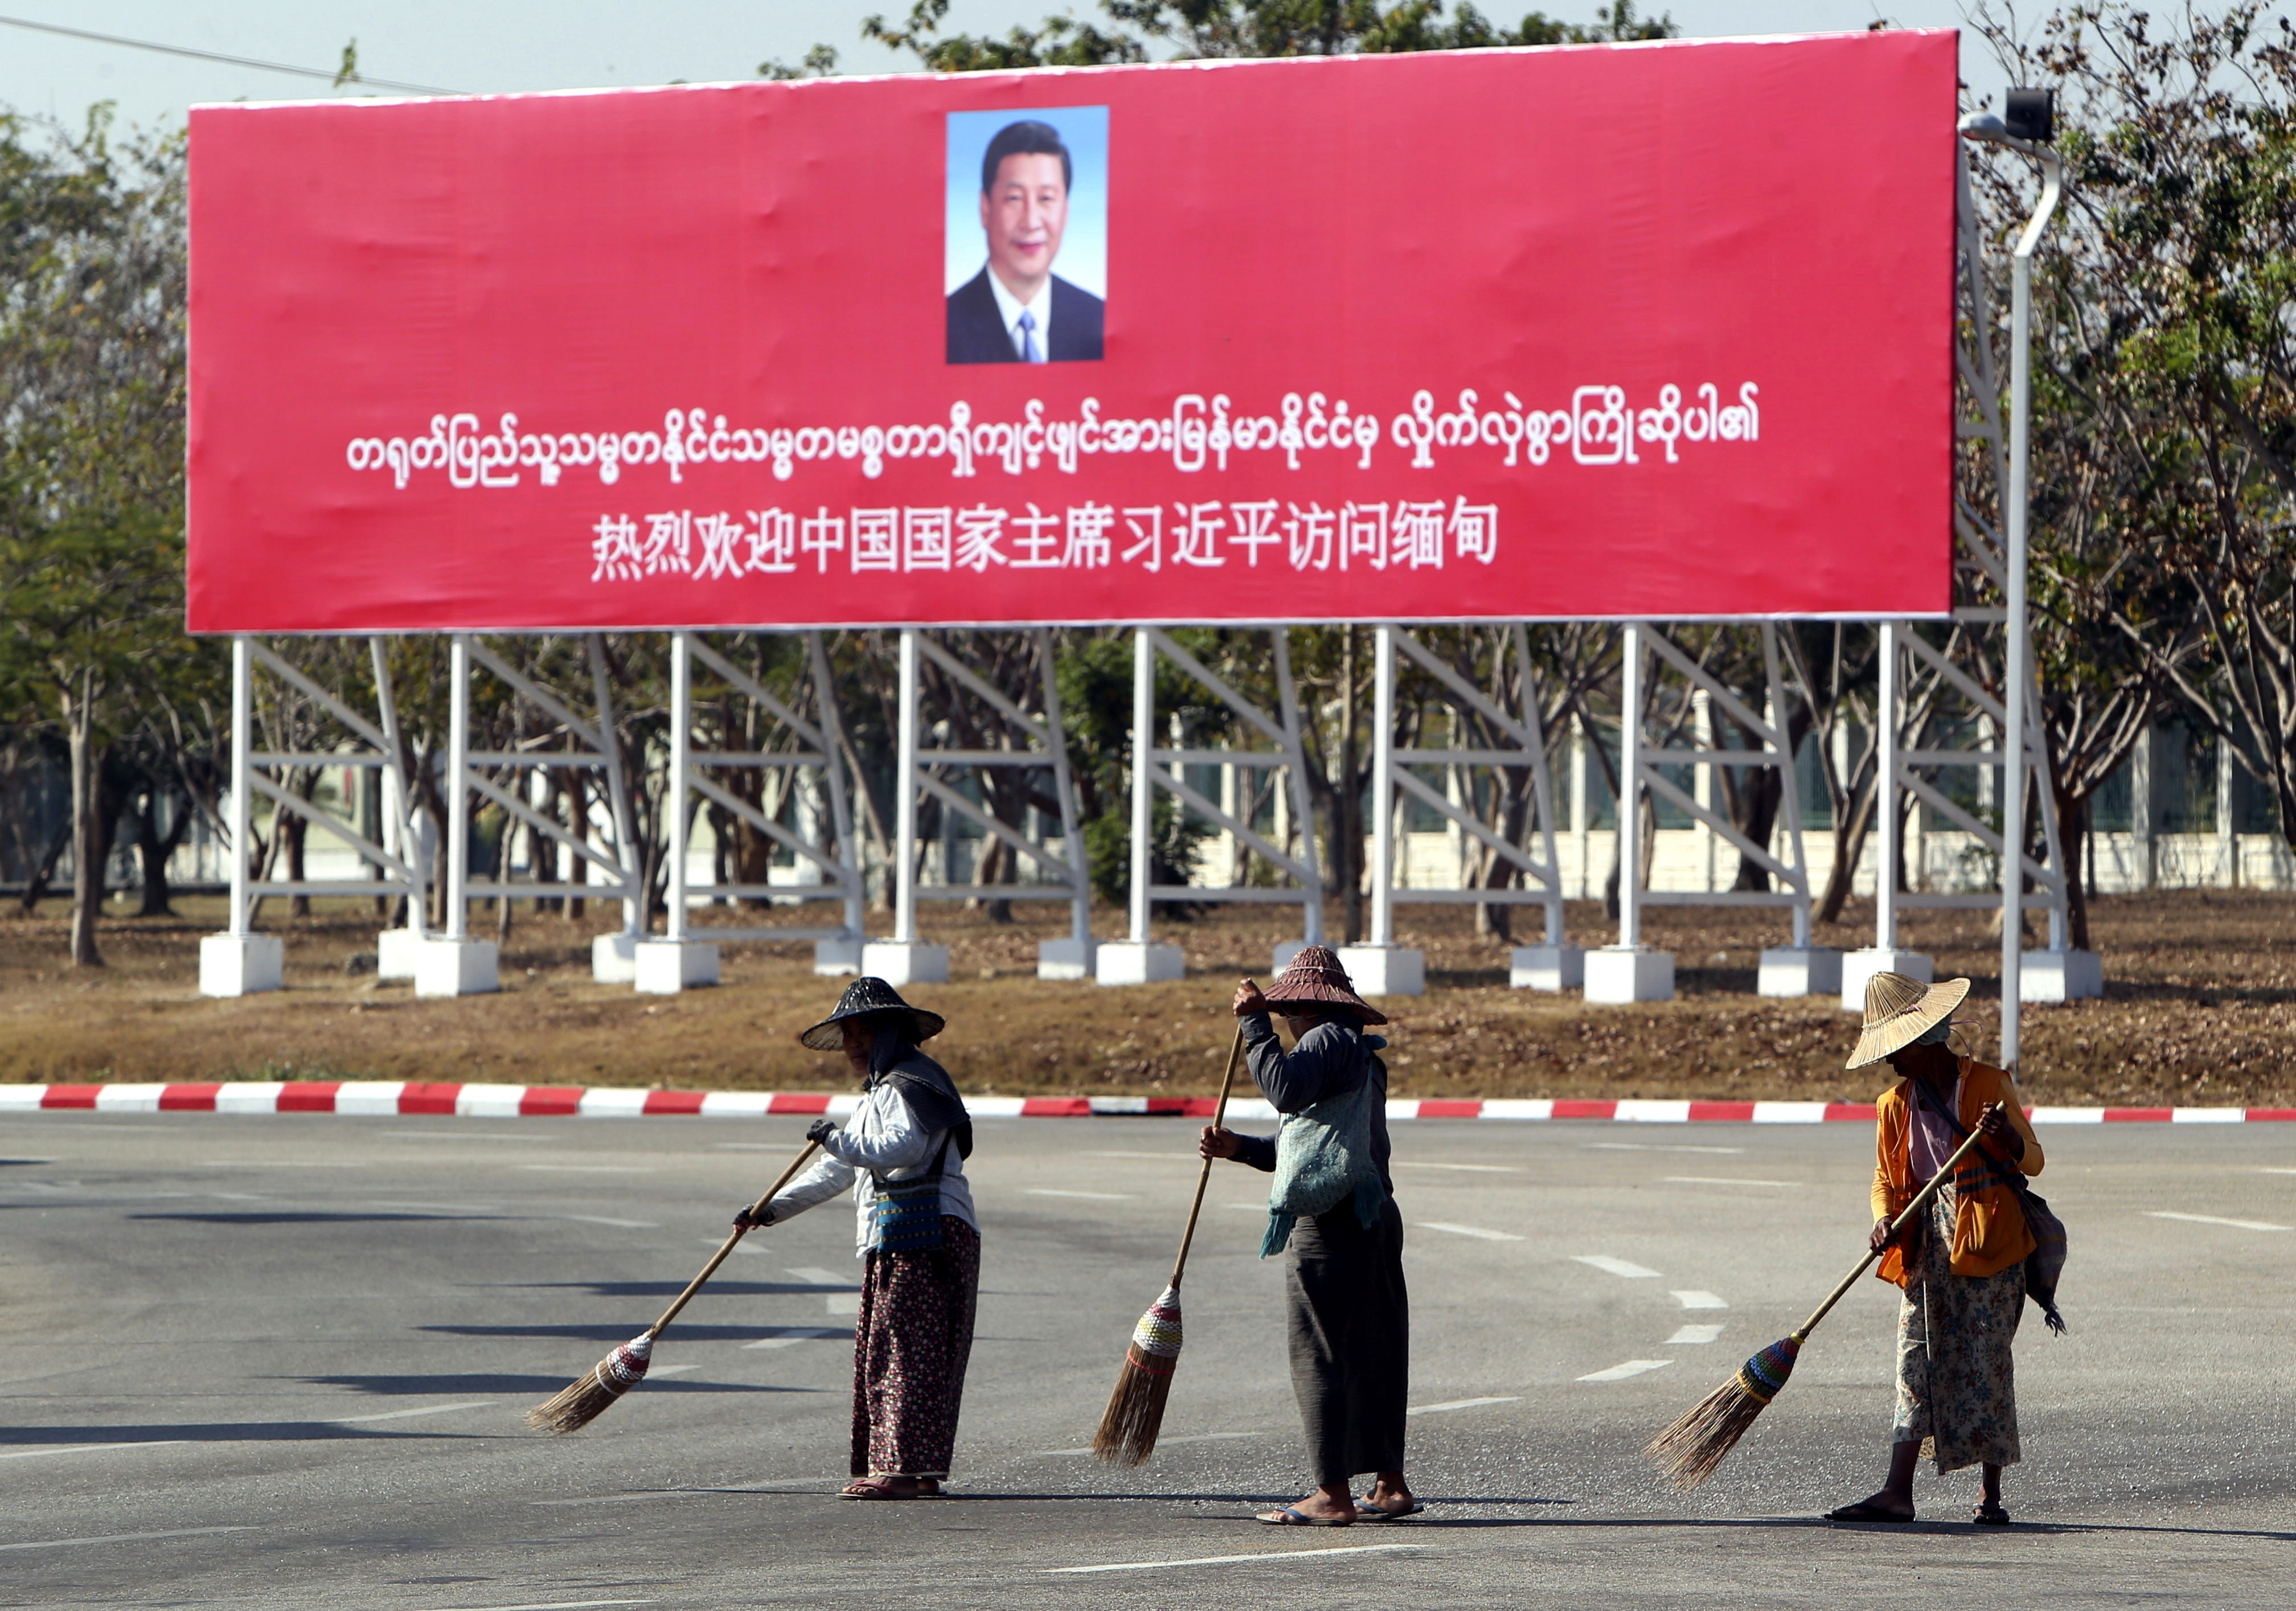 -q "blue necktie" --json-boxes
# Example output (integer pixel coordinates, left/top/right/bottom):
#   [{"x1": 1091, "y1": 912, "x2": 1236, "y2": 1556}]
[{"x1": 1016, "y1": 309, "x2": 1043, "y2": 363}]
